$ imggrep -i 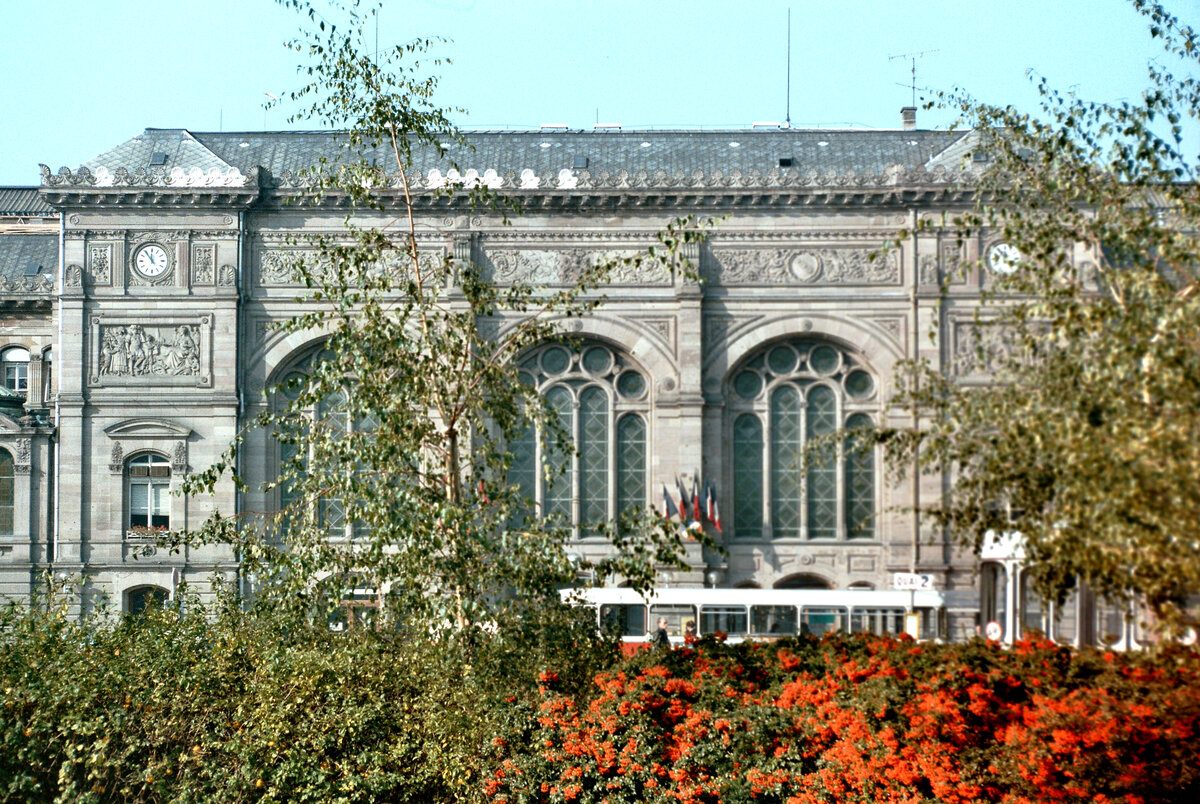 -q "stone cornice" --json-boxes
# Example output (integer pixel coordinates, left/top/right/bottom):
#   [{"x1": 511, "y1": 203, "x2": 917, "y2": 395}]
[{"x1": 39, "y1": 165, "x2": 262, "y2": 210}]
